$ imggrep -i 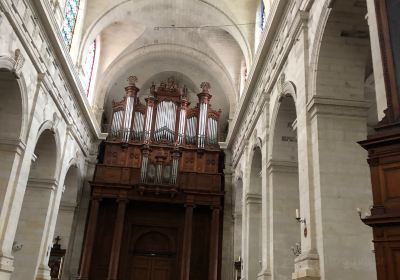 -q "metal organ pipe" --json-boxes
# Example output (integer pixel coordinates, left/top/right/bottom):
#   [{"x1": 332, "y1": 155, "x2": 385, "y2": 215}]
[
  {"x1": 123, "y1": 96, "x2": 135, "y2": 141},
  {"x1": 198, "y1": 103, "x2": 208, "y2": 148},
  {"x1": 133, "y1": 112, "x2": 144, "y2": 140},
  {"x1": 141, "y1": 153, "x2": 149, "y2": 183},
  {"x1": 144, "y1": 101, "x2": 154, "y2": 141},
  {"x1": 178, "y1": 109, "x2": 187, "y2": 144},
  {"x1": 207, "y1": 118, "x2": 217, "y2": 145},
  {"x1": 113, "y1": 110, "x2": 124, "y2": 138},
  {"x1": 154, "y1": 101, "x2": 177, "y2": 142}
]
